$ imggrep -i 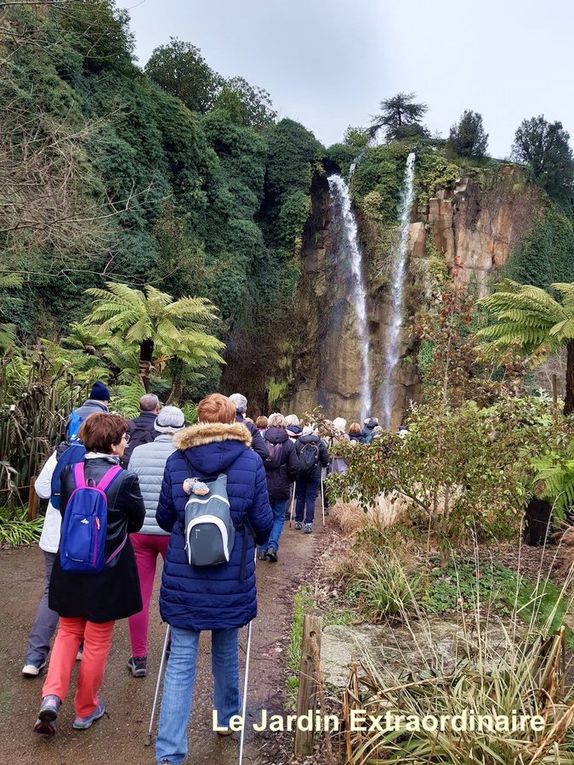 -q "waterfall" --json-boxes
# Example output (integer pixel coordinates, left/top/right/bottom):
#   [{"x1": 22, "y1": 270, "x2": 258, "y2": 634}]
[
  {"x1": 327, "y1": 175, "x2": 372, "y2": 422},
  {"x1": 381, "y1": 152, "x2": 416, "y2": 428}
]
